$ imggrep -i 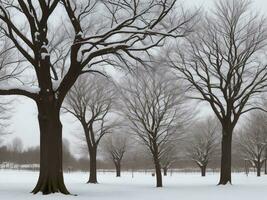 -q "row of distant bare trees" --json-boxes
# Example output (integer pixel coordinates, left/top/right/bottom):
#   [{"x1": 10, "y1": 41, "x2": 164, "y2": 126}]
[
  {"x1": 2, "y1": 112, "x2": 266, "y2": 176},
  {"x1": 0, "y1": 0, "x2": 267, "y2": 195},
  {"x1": 64, "y1": 63, "x2": 267, "y2": 187}
]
